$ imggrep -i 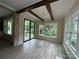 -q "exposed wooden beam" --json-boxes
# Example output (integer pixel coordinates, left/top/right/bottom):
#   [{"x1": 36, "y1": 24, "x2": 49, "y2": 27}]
[
  {"x1": 17, "y1": 0, "x2": 58, "y2": 21},
  {"x1": 46, "y1": 3, "x2": 53, "y2": 20},
  {"x1": 44, "y1": 0, "x2": 56, "y2": 20},
  {"x1": 28, "y1": 10, "x2": 44, "y2": 21},
  {"x1": 17, "y1": 0, "x2": 58, "y2": 14},
  {"x1": 17, "y1": 1, "x2": 44, "y2": 13}
]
